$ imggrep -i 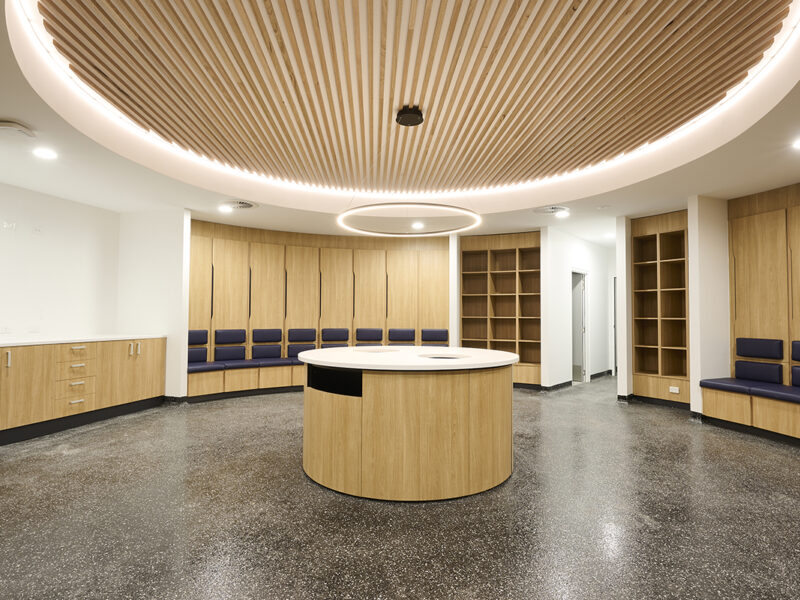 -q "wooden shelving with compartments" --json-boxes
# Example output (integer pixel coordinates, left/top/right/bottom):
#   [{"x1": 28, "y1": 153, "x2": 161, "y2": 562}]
[
  {"x1": 630, "y1": 210, "x2": 689, "y2": 403},
  {"x1": 460, "y1": 231, "x2": 541, "y2": 385}
]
